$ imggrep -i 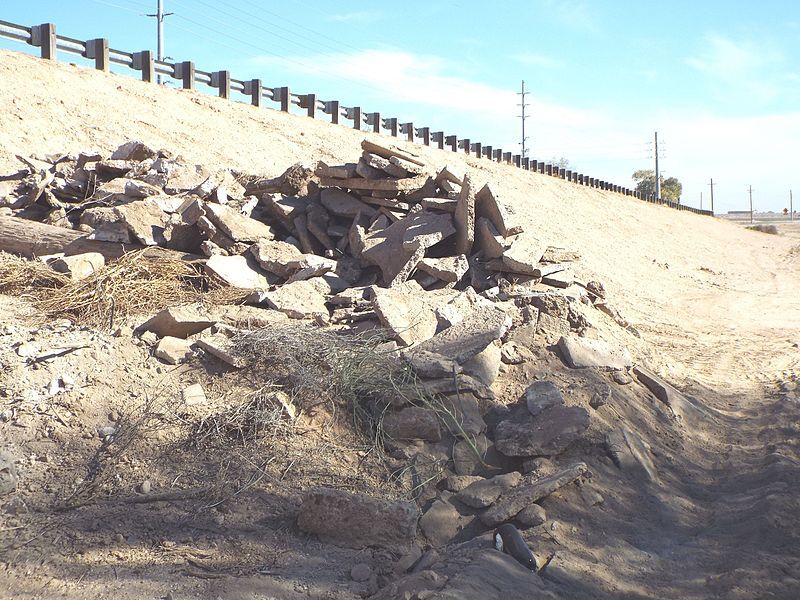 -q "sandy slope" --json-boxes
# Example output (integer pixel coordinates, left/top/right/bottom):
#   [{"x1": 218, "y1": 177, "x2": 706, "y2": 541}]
[{"x1": 2, "y1": 49, "x2": 797, "y2": 391}]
